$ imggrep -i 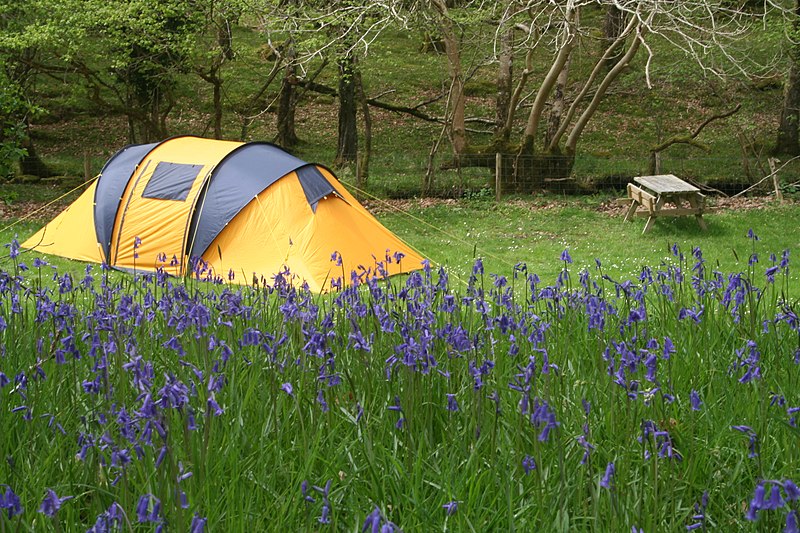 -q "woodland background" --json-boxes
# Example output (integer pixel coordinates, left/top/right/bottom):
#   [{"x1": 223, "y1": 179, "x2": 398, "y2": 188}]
[{"x1": 2, "y1": 0, "x2": 800, "y2": 199}]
